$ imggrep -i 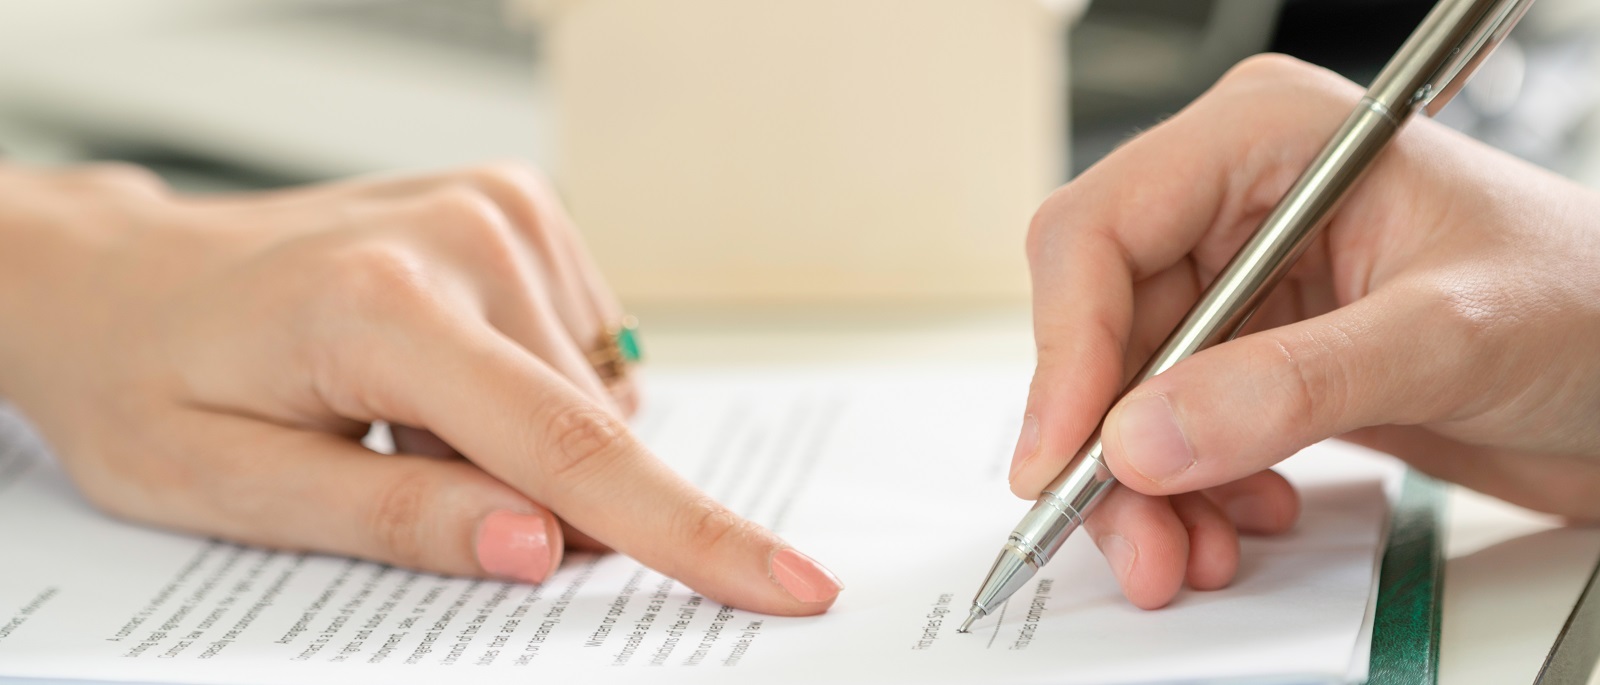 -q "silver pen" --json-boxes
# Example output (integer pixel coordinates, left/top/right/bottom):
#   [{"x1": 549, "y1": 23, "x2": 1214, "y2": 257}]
[{"x1": 960, "y1": 0, "x2": 1535, "y2": 633}]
